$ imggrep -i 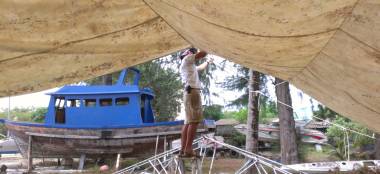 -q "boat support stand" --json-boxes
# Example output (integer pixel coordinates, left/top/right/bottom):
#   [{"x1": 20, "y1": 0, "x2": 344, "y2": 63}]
[
  {"x1": 27, "y1": 135, "x2": 33, "y2": 173},
  {"x1": 78, "y1": 154, "x2": 86, "y2": 170}
]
